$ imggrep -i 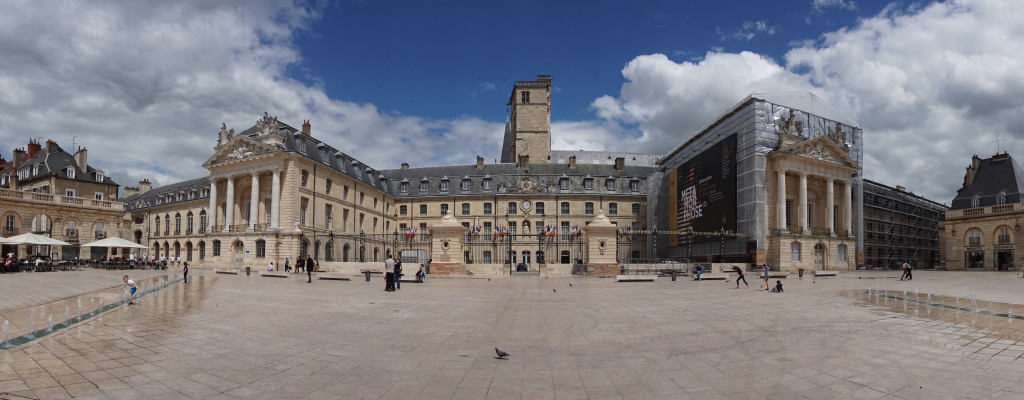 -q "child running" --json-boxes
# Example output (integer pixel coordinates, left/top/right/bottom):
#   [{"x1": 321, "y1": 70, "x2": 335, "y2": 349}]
[
  {"x1": 731, "y1": 265, "x2": 748, "y2": 289},
  {"x1": 180, "y1": 262, "x2": 189, "y2": 285},
  {"x1": 119, "y1": 275, "x2": 138, "y2": 305}
]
